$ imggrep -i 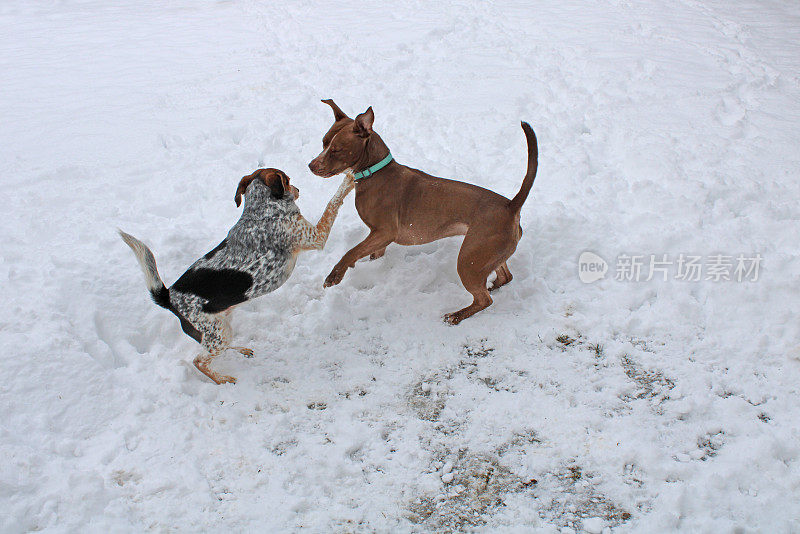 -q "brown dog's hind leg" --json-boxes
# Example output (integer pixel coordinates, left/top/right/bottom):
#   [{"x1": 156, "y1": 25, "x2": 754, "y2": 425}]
[
  {"x1": 489, "y1": 262, "x2": 513, "y2": 292},
  {"x1": 444, "y1": 256, "x2": 493, "y2": 325},
  {"x1": 445, "y1": 233, "x2": 515, "y2": 325},
  {"x1": 444, "y1": 287, "x2": 492, "y2": 325},
  {"x1": 325, "y1": 231, "x2": 393, "y2": 287}
]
